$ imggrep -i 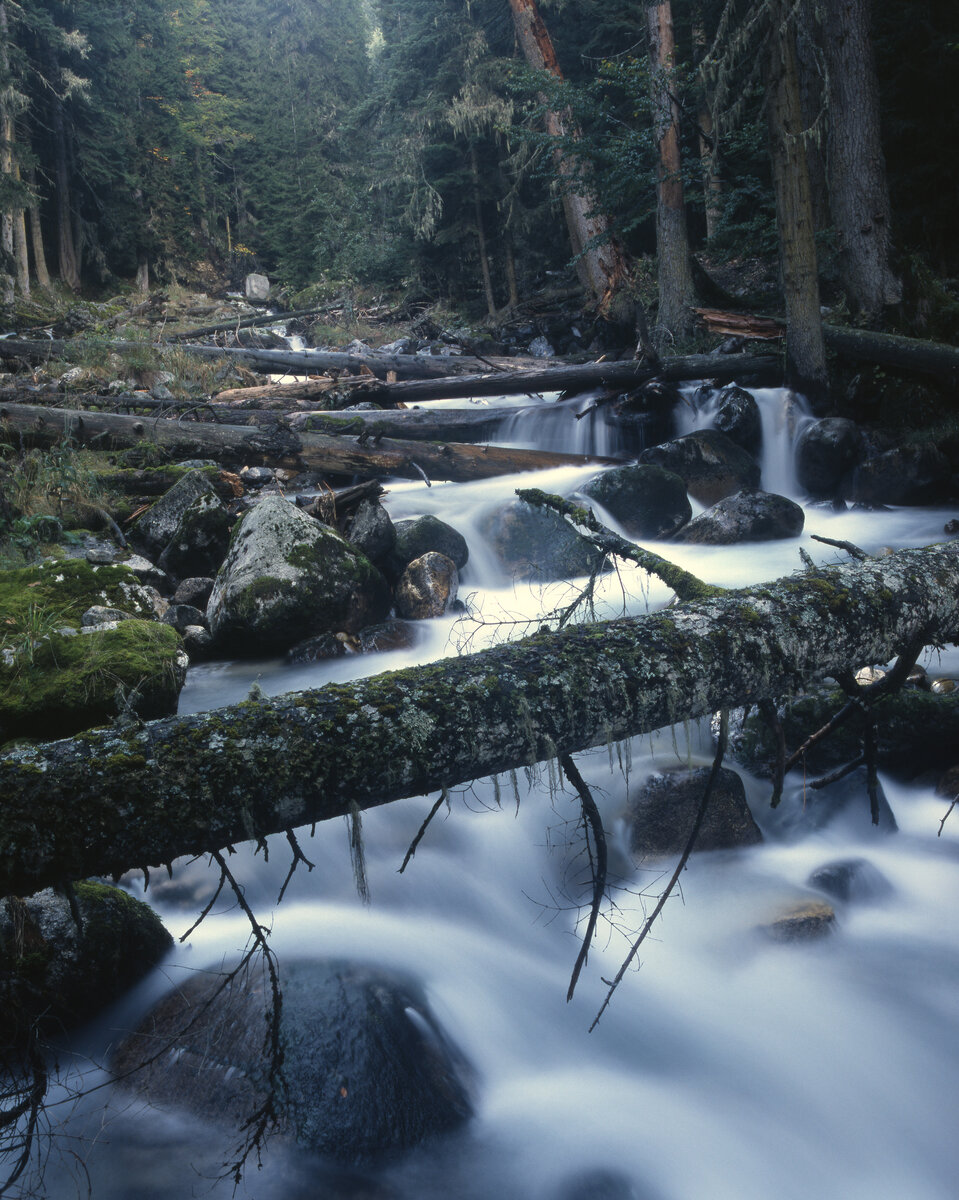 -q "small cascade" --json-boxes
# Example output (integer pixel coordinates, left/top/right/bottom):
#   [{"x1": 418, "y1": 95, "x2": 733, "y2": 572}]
[
  {"x1": 493, "y1": 391, "x2": 629, "y2": 459},
  {"x1": 677, "y1": 384, "x2": 812, "y2": 497}
]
